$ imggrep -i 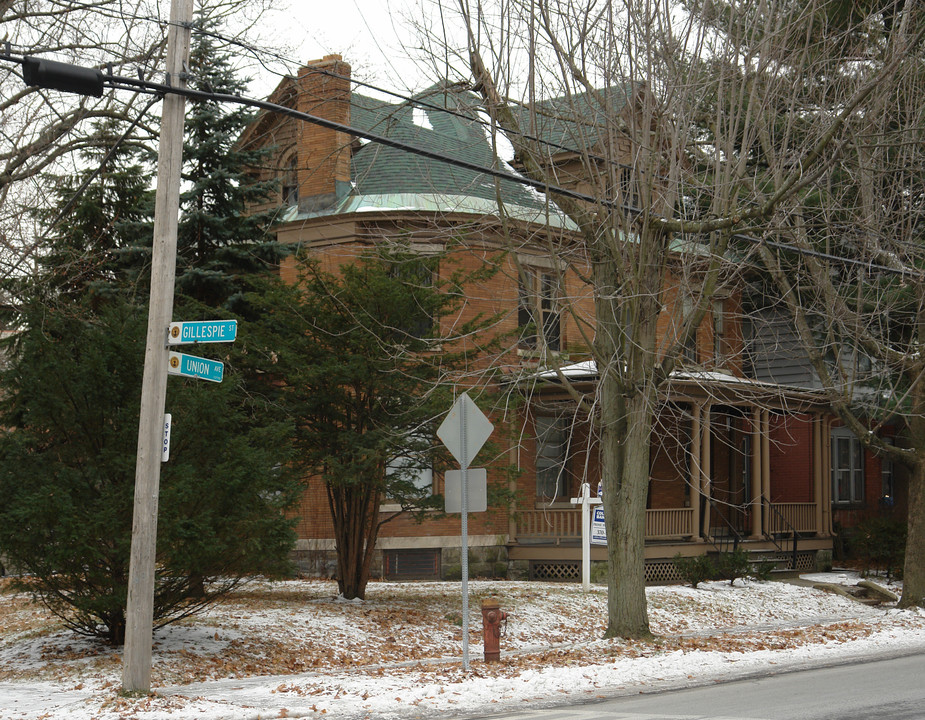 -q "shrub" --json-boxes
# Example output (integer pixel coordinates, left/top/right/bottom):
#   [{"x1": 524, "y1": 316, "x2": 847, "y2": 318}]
[
  {"x1": 853, "y1": 516, "x2": 906, "y2": 580},
  {"x1": 714, "y1": 548, "x2": 752, "y2": 586},
  {"x1": 673, "y1": 553, "x2": 715, "y2": 588},
  {"x1": 749, "y1": 559, "x2": 777, "y2": 582}
]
